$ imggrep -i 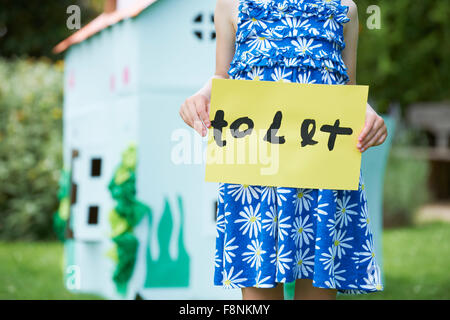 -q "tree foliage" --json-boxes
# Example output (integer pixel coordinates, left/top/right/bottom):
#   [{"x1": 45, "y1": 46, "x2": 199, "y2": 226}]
[
  {"x1": 355, "y1": 0, "x2": 450, "y2": 112},
  {"x1": 0, "y1": 58, "x2": 63, "y2": 240},
  {"x1": 0, "y1": 0, "x2": 102, "y2": 59}
]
